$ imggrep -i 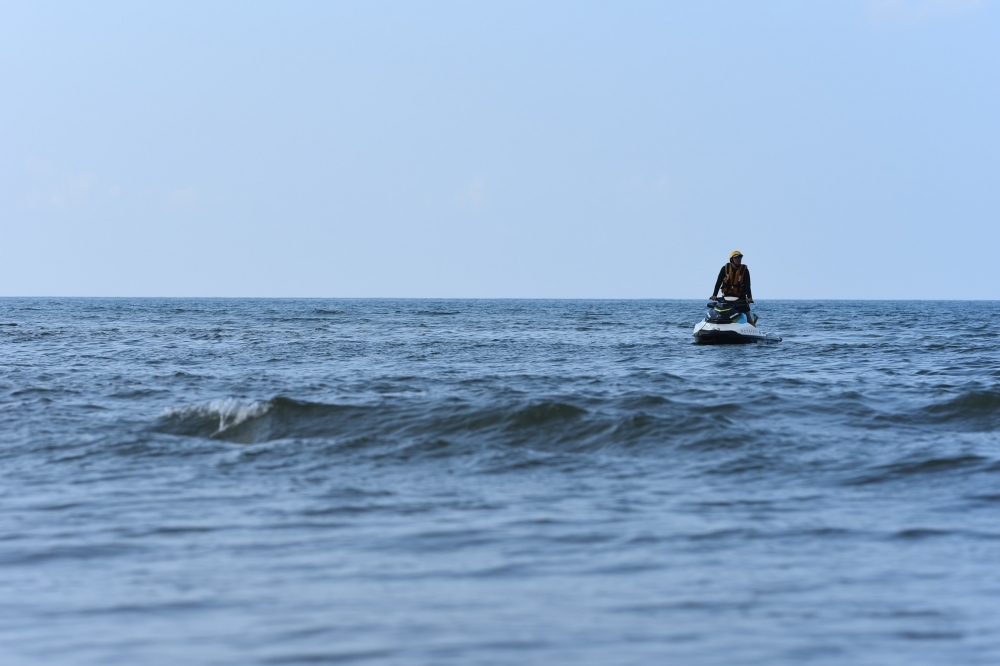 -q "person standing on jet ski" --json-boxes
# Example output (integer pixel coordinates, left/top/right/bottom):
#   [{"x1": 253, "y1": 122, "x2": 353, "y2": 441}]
[{"x1": 709, "y1": 250, "x2": 758, "y2": 325}]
